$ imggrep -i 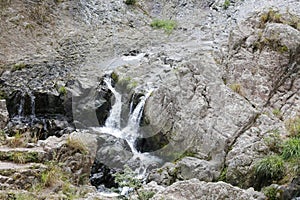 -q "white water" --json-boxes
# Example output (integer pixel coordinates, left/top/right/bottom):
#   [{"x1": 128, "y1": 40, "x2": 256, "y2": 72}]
[
  {"x1": 93, "y1": 77, "x2": 161, "y2": 179},
  {"x1": 103, "y1": 78, "x2": 122, "y2": 129}
]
